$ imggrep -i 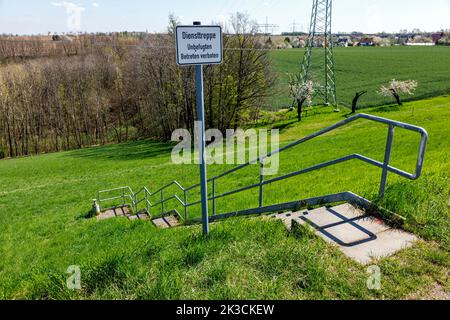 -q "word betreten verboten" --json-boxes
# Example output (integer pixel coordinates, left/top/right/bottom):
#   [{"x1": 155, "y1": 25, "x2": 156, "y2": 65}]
[{"x1": 180, "y1": 52, "x2": 220, "y2": 60}]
